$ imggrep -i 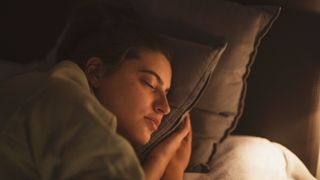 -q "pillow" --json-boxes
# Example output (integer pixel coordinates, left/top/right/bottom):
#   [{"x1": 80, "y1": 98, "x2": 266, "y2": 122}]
[
  {"x1": 135, "y1": 34, "x2": 227, "y2": 161},
  {"x1": 131, "y1": 0, "x2": 281, "y2": 171}
]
